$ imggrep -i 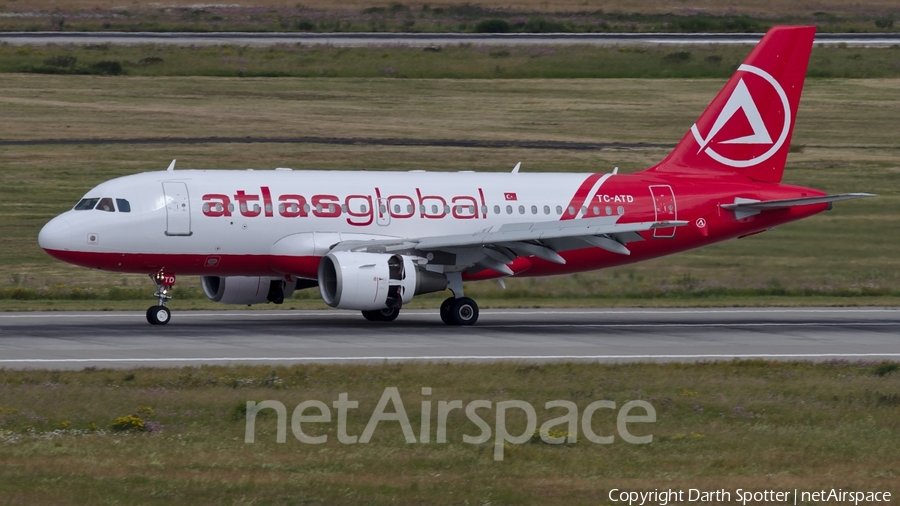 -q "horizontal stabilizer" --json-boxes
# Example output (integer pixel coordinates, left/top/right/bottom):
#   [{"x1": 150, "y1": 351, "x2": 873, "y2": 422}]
[{"x1": 721, "y1": 193, "x2": 875, "y2": 220}]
